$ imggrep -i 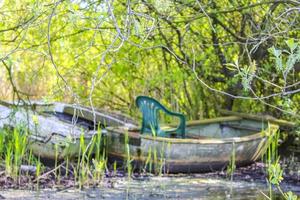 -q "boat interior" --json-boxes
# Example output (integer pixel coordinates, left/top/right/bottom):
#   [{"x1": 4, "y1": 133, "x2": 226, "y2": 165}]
[
  {"x1": 184, "y1": 119, "x2": 268, "y2": 139},
  {"x1": 108, "y1": 117, "x2": 270, "y2": 140},
  {"x1": 42, "y1": 111, "x2": 100, "y2": 130},
  {"x1": 42, "y1": 106, "x2": 269, "y2": 140}
]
